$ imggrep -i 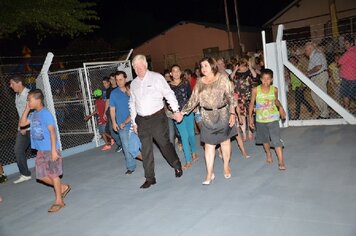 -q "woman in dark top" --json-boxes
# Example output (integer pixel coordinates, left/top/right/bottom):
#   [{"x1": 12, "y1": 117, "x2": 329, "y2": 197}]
[{"x1": 169, "y1": 65, "x2": 197, "y2": 170}]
